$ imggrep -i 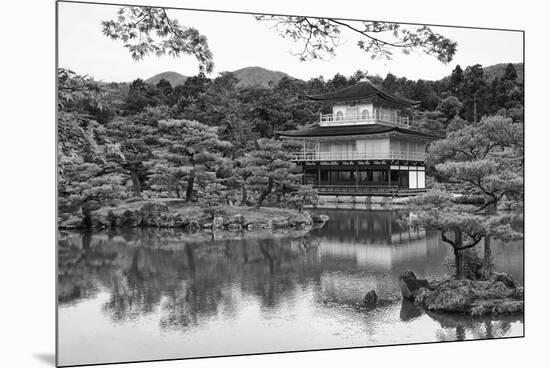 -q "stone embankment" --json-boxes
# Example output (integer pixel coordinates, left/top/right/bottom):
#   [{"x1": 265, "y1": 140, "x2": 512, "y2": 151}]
[{"x1": 59, "y1": 200, "x2": 329, "y2": 233}]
